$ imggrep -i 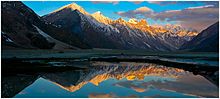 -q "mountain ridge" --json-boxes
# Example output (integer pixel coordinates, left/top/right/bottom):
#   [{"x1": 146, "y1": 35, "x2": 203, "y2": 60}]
[
  {"x1": 180, "y1": 22, "x2": 219, "y2": 52},
  {"x1": 3, "y1": 1, "x2": 218, "y2": 52},
  {"x1": 43, "y1": 2, "x2": 199, "y2": 51}
]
